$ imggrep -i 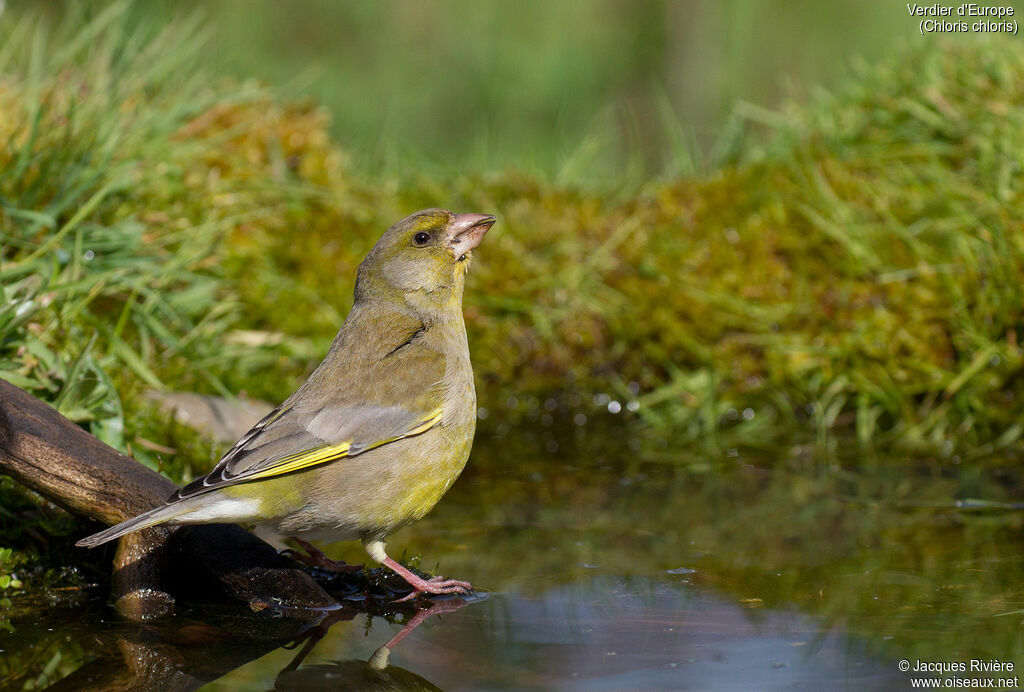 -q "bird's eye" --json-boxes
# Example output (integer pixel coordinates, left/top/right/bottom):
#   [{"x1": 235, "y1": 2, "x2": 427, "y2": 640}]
[{"x1": 413, "y1": 231, "x2": 431, "y2": 246}]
